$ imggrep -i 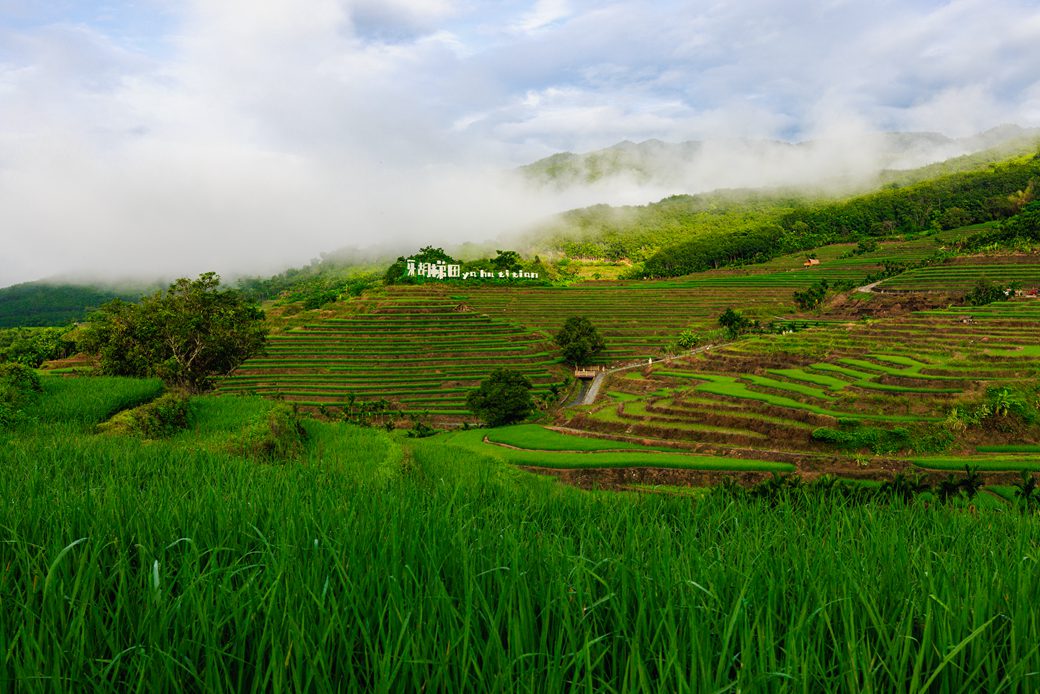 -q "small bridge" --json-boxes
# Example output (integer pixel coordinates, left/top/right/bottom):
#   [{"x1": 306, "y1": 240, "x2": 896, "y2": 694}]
[{"x1": 574, "y1": 366, "x2": 605, "y2": 379}]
